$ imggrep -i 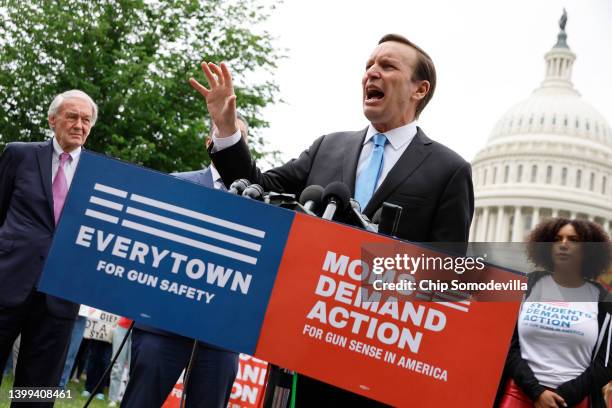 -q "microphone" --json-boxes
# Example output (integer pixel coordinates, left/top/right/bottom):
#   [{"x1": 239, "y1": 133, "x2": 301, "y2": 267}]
[
  {"x1": 349, "y1": 199, "x2": 378, "y2": 232},
  {"x1": 267, "y1": 192, "x2": 304, "y2": 210},
  {"x1": 321, "y1": 182, "x2": 351, "y2": 220},
  {"x1": 374, "y1": 202, "x2": 403, "y2": 237},
  {"x1": 372, "y1": 208, "x2": 382, "y2": 224},
  {"x1": 242, "y1": 184, "x2": 266, "y2": 201},
  {"x1": 299, "y1": 185, "x2": 324, "y2": 215},
  {"x1": 228, "y1": 178, "x2": 251, "y2": 195}
]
